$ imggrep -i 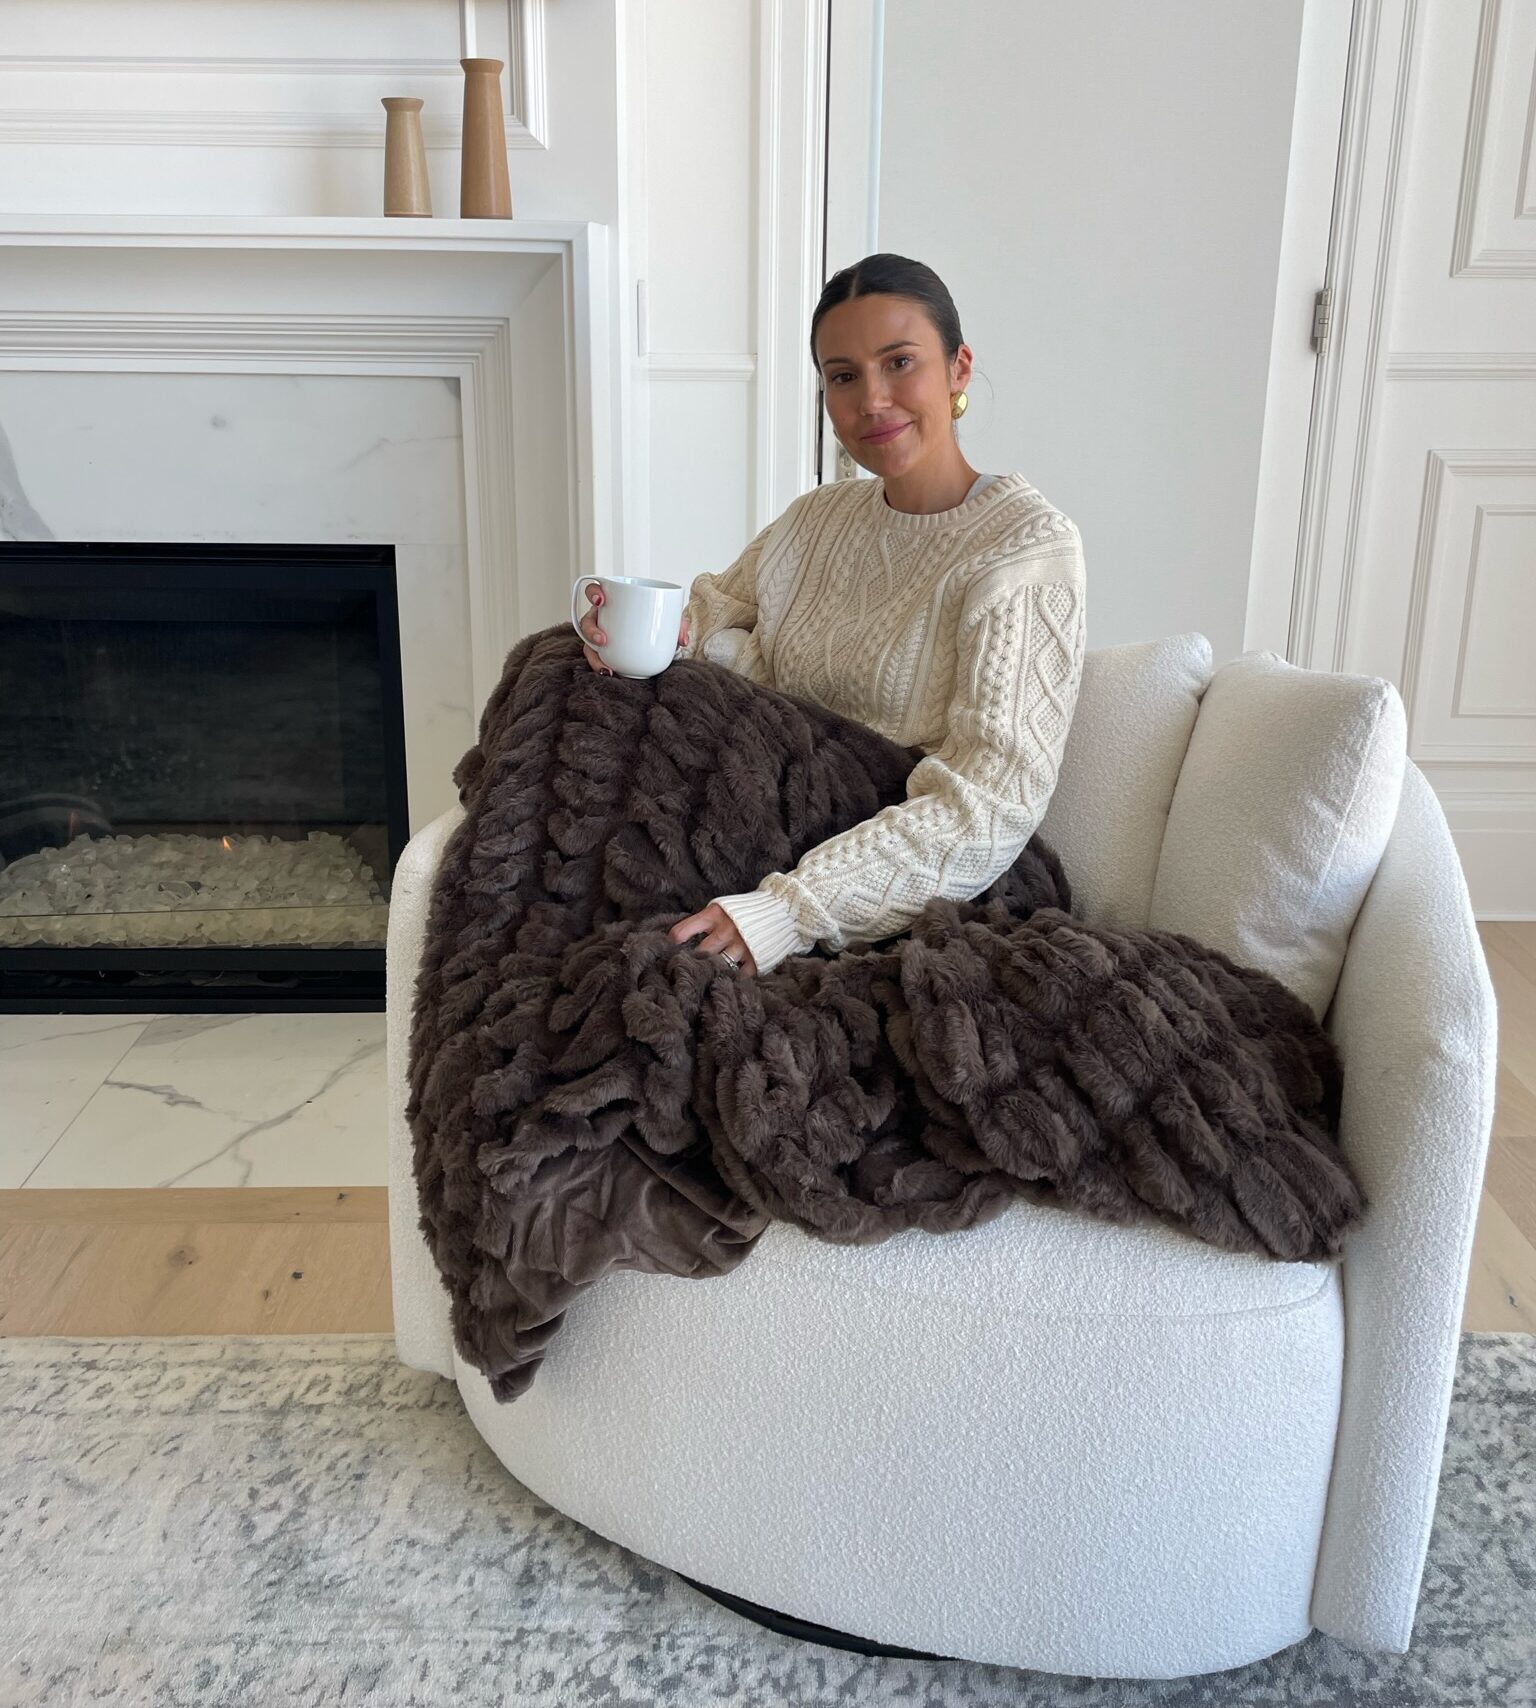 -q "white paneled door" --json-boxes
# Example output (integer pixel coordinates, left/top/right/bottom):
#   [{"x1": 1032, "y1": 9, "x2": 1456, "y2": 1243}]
[{"x1": 1300, "y1": 0, "x2": 1536, "y2": 916}]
